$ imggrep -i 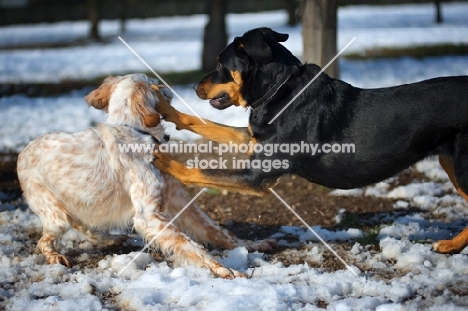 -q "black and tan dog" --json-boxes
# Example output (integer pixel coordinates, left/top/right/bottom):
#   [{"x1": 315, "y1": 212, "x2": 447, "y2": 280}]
[{"x1": 153, "y1": 27, "x2": 468, "y2": 254}]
